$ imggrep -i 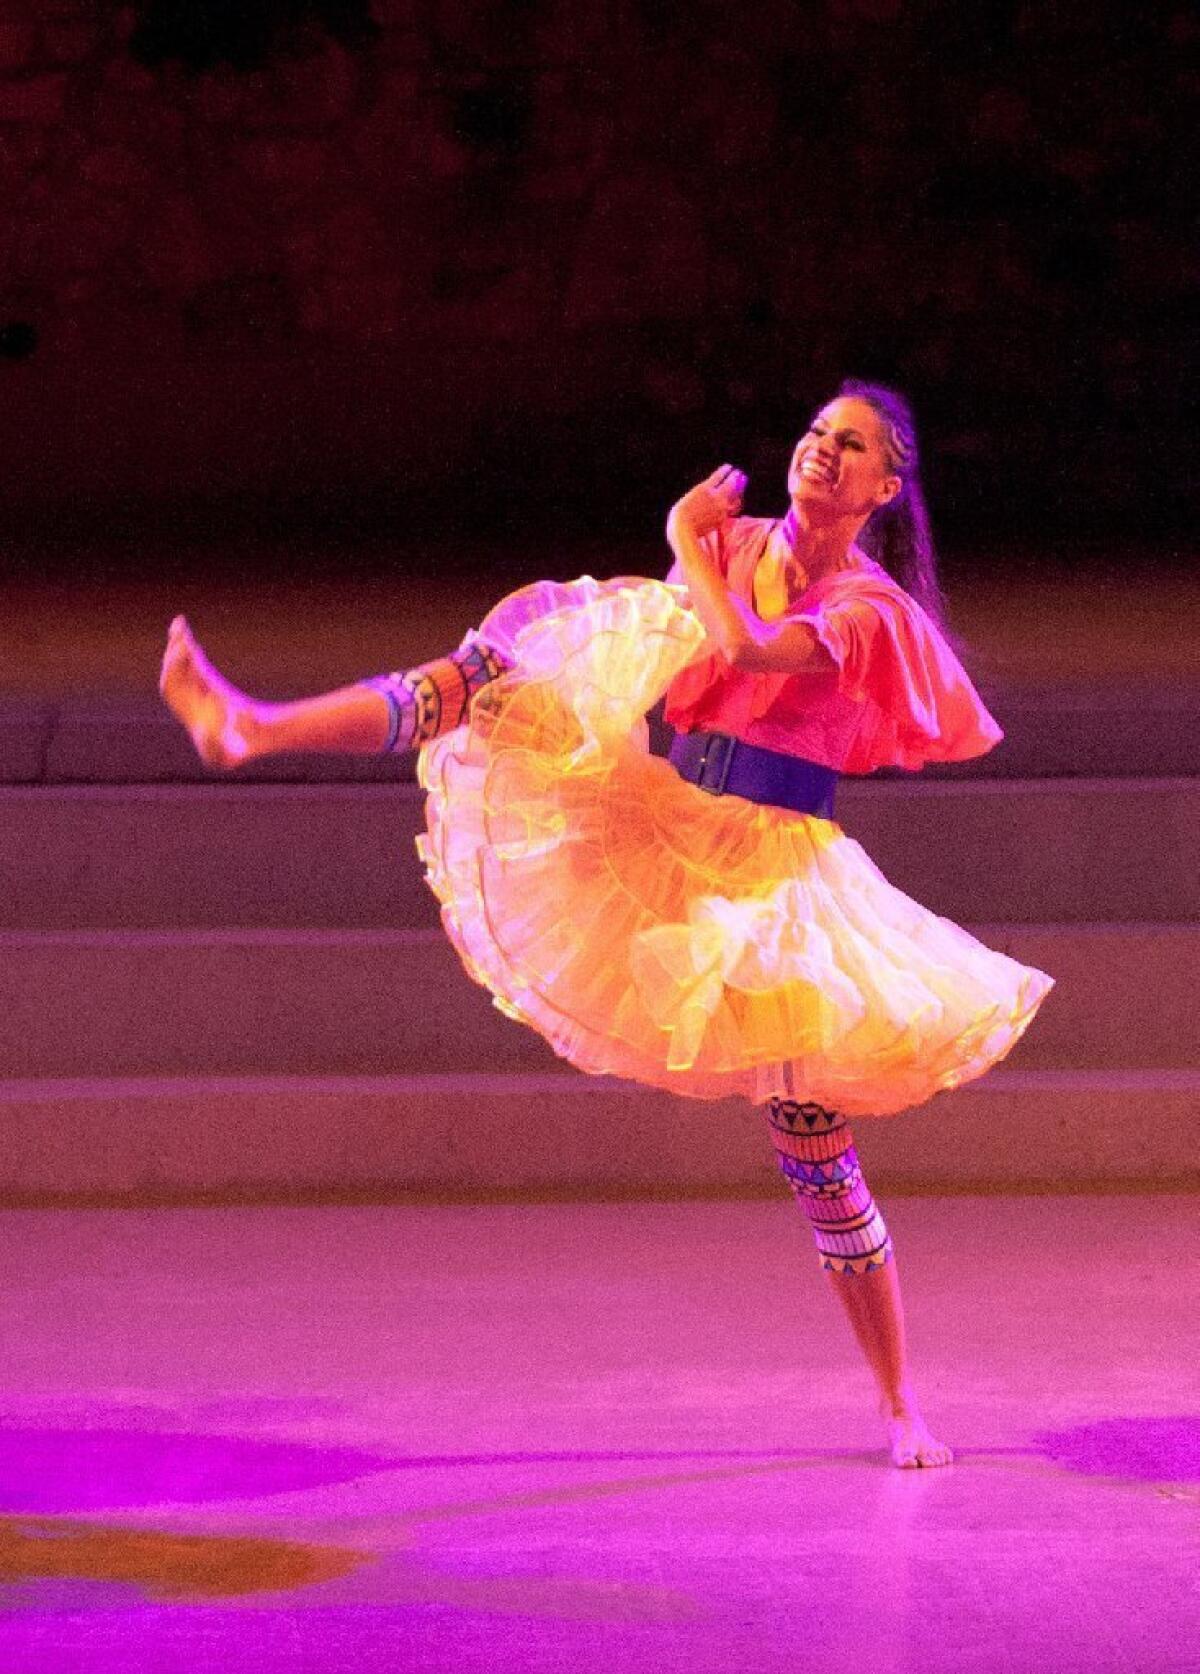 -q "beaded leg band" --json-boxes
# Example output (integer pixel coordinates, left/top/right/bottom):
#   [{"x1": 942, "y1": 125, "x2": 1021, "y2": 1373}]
[
  {"x1": 363, "y1": 635, "x2": 511, "y2": 754},
  {"x1": 764, "y1": 1098, "x2": 894, "y2": 1276}
]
